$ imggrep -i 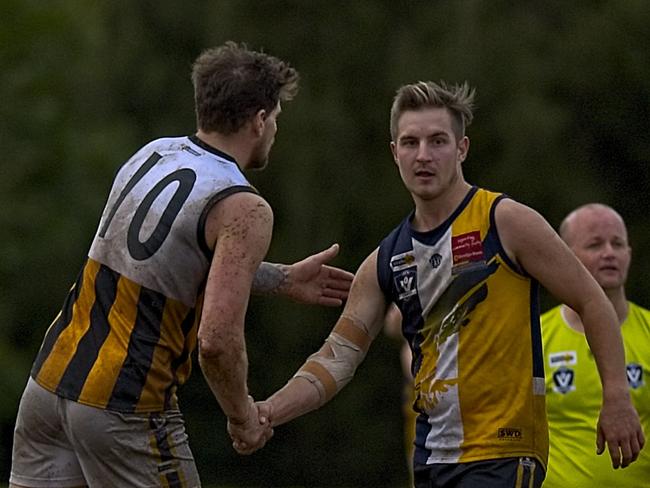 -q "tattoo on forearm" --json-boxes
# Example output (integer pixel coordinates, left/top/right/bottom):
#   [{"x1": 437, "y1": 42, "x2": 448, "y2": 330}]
[{"x1": 252, "y1": 262, "x2": 288, "y2": 295}]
